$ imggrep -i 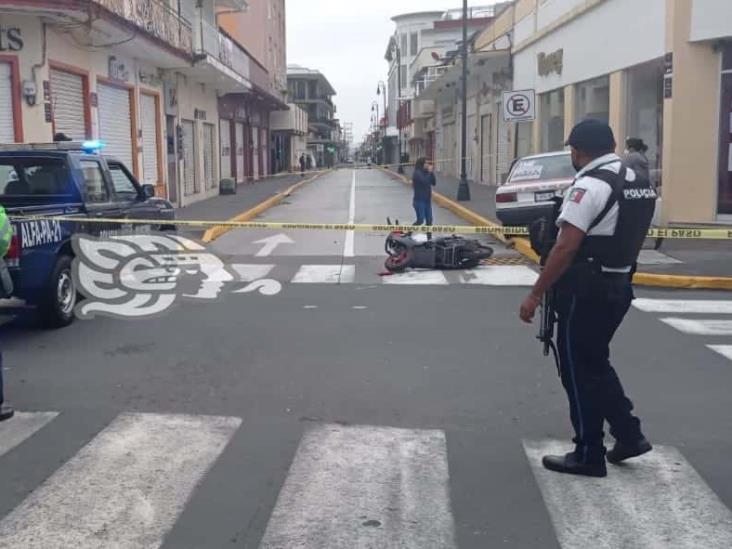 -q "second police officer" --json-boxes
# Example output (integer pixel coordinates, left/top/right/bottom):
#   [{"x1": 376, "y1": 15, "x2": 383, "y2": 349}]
[{"x1": 519, "y1": 119, "x2": 657, "y2": 477}]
